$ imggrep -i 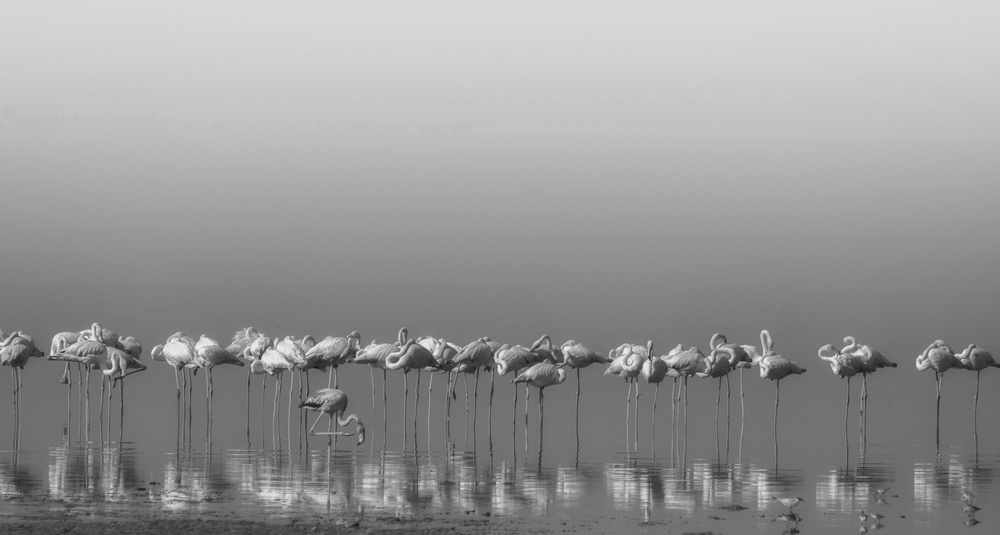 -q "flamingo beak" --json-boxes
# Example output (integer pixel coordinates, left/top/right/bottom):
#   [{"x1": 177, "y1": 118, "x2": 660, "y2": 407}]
[{"x1": 356, "y1": 423, "x2": 366, "y2": 445}]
